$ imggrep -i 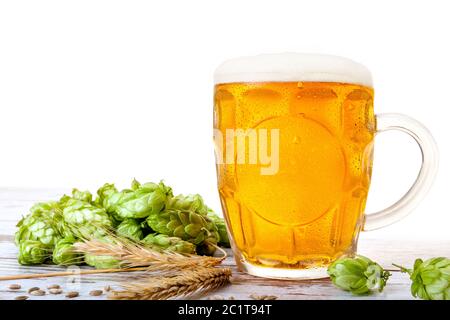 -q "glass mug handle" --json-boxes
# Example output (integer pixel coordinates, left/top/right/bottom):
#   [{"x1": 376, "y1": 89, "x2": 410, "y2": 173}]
[{"x1": 363, "y1": 113, "x2": 439, "y2": 231}]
